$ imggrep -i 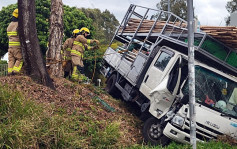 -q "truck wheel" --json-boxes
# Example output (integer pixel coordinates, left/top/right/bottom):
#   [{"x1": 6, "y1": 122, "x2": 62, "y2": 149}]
[
  {"x1": 105, "y1": 74, "x2": 117, "y2": 95},
  {"x1": 142, "y1": 117, "x2": 170, "y2": 146}
]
